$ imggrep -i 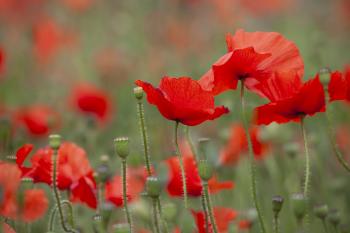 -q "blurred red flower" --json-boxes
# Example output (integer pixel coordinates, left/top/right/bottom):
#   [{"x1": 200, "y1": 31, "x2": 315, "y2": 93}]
[
  {"x1": 166, "y1": 145, "x2": 234, "y2": 197},
  {"x1": 70, "y1": 83, "x2": 112, "y2": 123},
  {"x1": 2, "y1": 222, "x2": 15, "y2": 233},
  {"x1": 199, "y1": 29, "x2": 303, "y2": 96},
  {"x1": 328, "y1": 67, "x2": 350, "y2": 102},
  {"x1": 135, "y1": 77, "x2": 229, "y2": 126},
  {"x1": 237, "y1": 219, "x2": 252, "y2": 230},
  {"x1": 105, "y1": 167, "x2": 147, "y2": 207},
  {"x1": 255, "y1": 71, "x2": 325, "y2": 125},
  {"x1": 0, "y1": 162, "x2": 48, "y2": 222},
  {"x1": 15, "y1": 142, "x2": 97, "y2": 209},
  {"x1": 191, "y1": 207, "x2": 238, "y2": 233},
  {"x1": 219, "y1": 123, "x2": 269, "y2": 165},
  {"x1": 0, "y1": 47, "x2": 5, "y2": 77},
  {"x1": 33, "y1": 18, "x2": 76, "y2": 63},
  {"x1": 14, "y1": 105, "x2": 60, "y2": 137}
]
